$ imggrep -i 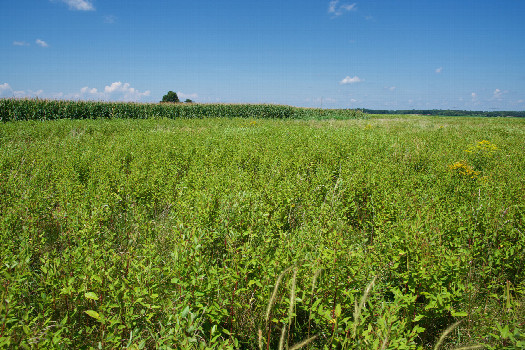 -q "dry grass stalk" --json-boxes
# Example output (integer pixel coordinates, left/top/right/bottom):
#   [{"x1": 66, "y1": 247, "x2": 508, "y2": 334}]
[
  {"x1": 433, "y1": 320, "x2": 484, "y2": 350},
  {"x1": 289, "y1": 334, "x2": 319, "y2": 350},
  {"x1": 279, "y1": 268, "x2": 298, "y2": 350},
  {"x1": 265, "y1": 266, "x2": 294, "y2": 324},
  {"x1": 352, "y1": 276, "x2": 377, "y2": 337}
]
